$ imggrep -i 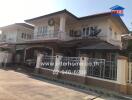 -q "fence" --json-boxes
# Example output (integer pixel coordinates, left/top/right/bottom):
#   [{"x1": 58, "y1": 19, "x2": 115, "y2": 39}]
[
  {"x1": 41, "y1": 56, "x2": 56, "y2": 70},
  {"x1": 60, "y1": 57, "x2": 80, "y2": 74},
  {"x1": 105, "y1": 61, "x2": 117, "y2": 80},
  {"x1": 87, "y1": 58, "x2": 105, "y2": 79},
  {"x1": 128, "y1": 62, "x2": 132, "y2": 83},
  {"x1": 0, "y1": 52, "x2": 12, "y2": 66},
  {"x1": 87, "y1": 58, "x2": 117, "y2": 80},
  {"x1": 39, "y1": 56, "x2": 117, "y2": 80}
]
